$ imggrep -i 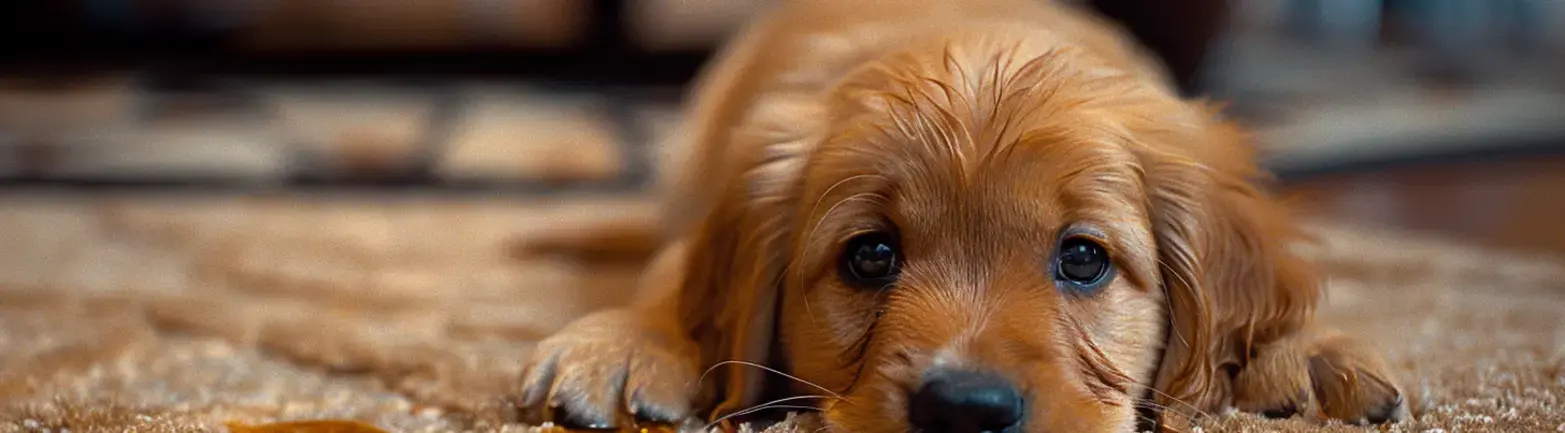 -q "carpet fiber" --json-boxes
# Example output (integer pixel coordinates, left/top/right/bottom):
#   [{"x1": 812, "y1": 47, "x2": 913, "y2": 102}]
[{"x1": 2, "y1": 194, "x2": 1563, "y2": 432}]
